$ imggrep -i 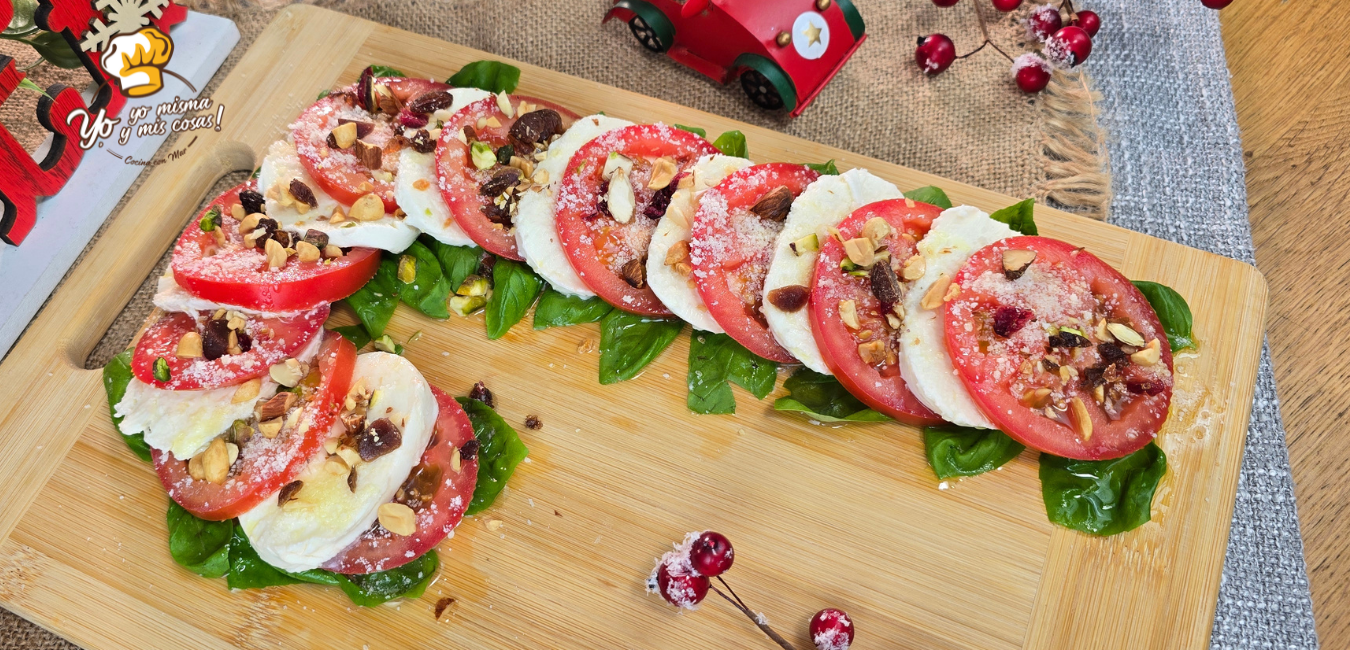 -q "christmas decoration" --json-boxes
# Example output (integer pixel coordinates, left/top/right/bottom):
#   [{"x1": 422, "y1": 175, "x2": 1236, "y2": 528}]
[{"x1": 603, "y1": 0, "x2": 867, "y2": 117}]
